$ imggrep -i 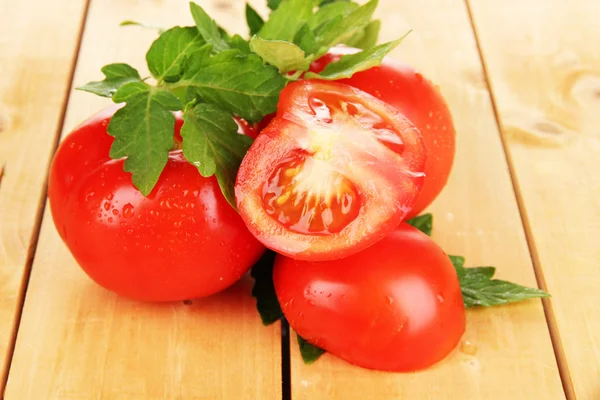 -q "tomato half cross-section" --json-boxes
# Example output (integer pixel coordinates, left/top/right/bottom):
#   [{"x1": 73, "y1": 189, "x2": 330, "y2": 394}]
[
  {"x1": 310, "y1": 47, "x2": 457, "y2": 219},
  {"x1": 235, "y1": 81, "x2": 426, "y2": 261},
  {"x1": 48, "y1": 106, "x2": 265, "y2": 302},
  {"x1": 273, "y1": 223, "x2": 466, "y2": 372}
]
